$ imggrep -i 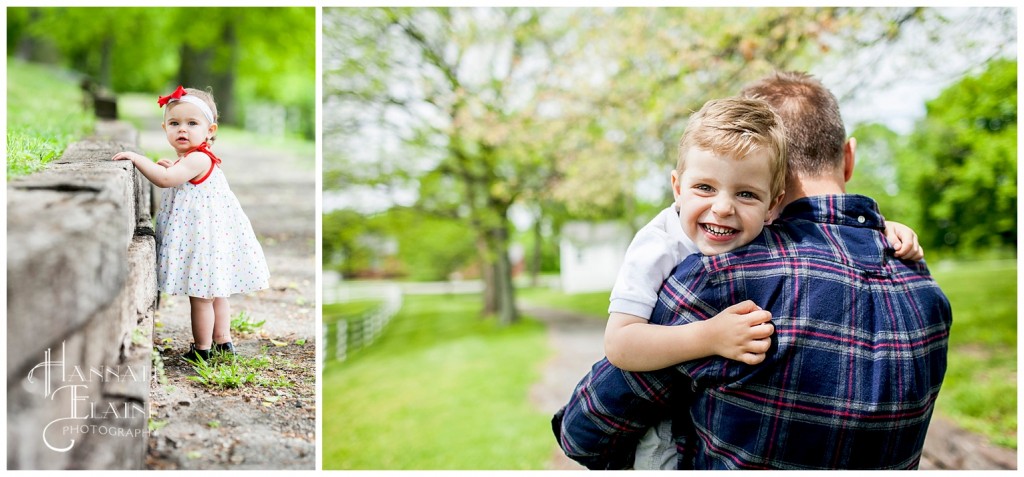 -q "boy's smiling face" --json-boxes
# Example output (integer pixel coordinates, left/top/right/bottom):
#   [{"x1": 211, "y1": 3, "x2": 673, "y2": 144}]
[
  {"x1": 672, "y1": 146, "x2": 783, "y2": 256},
  {"x1": 162, "y1": 101, "x2": 217, "y2": 155}
]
